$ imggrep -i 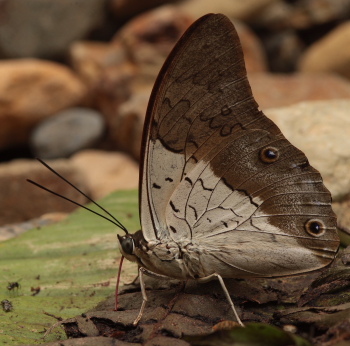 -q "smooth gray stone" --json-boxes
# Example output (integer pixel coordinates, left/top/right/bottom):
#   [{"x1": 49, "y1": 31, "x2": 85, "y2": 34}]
[{"x1": 30, "y1": 108, "x2": 105, "y2": 159}]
